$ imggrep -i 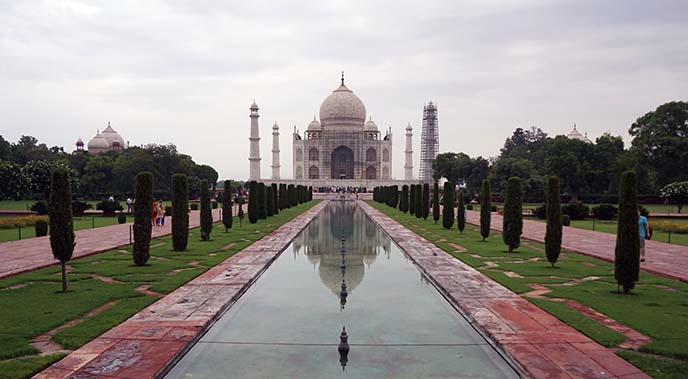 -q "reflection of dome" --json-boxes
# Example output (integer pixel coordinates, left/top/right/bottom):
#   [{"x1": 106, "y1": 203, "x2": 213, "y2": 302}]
[
  {"x1": 364, "y1": 117, "x2": 378, "y2": 132},
  {"x1": 307, "y1": 117, "x2": 322, "y2": 131},
  {"x1": 319, "y1": 79, "x2": 366, "y2": 129}
]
